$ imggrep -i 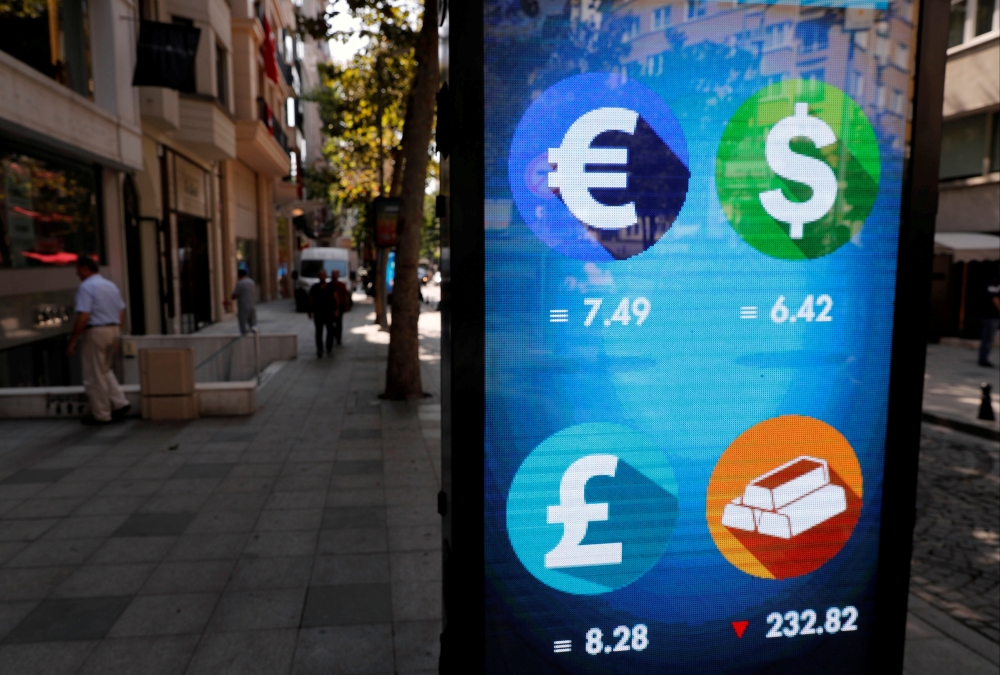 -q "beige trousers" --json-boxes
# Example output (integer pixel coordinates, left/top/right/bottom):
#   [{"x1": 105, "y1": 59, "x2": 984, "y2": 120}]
[{"x1": 81, "y1": 326, "x2": 128, "y2": 422}]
